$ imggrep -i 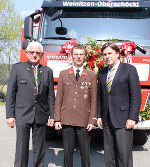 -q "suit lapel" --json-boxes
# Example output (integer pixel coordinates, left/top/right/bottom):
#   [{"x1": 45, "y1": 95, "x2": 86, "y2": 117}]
[
  {"x1": 26, "y1": 62, "x2": 36, "y2": 85},
  {"x1": 77, "y1": 68, "x2": 86, "y2": 84},
  {"x1": 68, "y1": 68, "x2": 86, "y2": 84},
  {"x1": 37, "y1": 64, "x2": 43, "y2": 87},
  {"x1": 68, "y1": 68, "x2": 77, "y2": 84},
  {"x1": 26, "y1": 62, "x2": 44, "y2": 89},
  {"x1": 102, "y1": 67, "x2": 109, "y2": 93},
  {"x1": 109, "y1": 62, "x2": 122, "y2": 94}
]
